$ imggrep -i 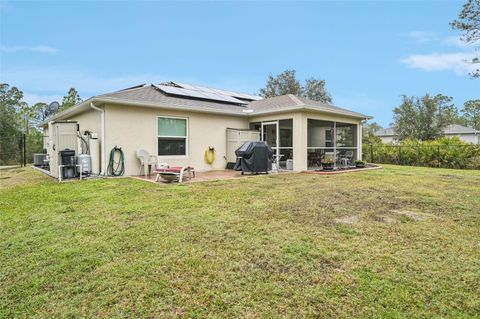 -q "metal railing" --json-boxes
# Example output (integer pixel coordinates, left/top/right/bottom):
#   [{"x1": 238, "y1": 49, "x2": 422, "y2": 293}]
[{"x1": 0, "y1": 134, "x2": 46, "y2": 167}]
